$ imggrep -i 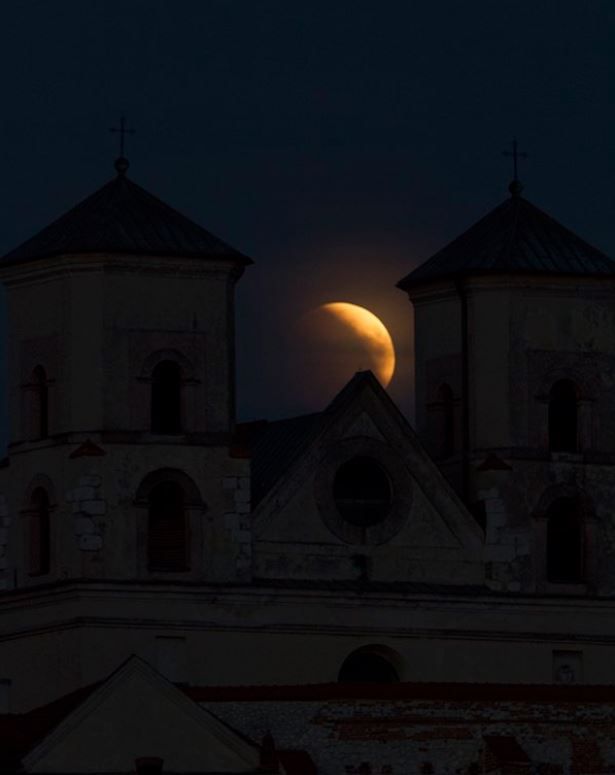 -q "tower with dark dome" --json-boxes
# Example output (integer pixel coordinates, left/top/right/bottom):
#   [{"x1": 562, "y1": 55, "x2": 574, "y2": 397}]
[
  {"x1": 398, "y1": 178, "x2": 615, "y2": 594},
  {"x1": 0, "y1": 159, "x2": 254, "y2": 708}
]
